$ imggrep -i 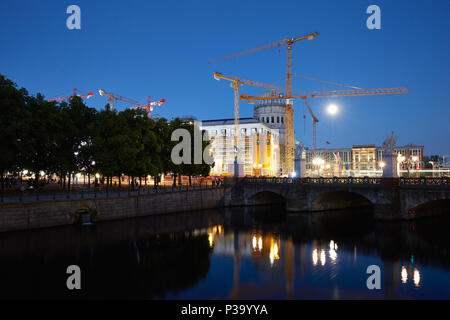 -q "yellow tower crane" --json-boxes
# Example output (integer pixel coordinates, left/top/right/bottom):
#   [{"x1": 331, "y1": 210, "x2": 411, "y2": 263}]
[
  {"x1": 209, "y1": 32, "x2": 319, "y2": 175},
  {"x1": 98, "y1": 89, "x2": 139, "y2": 110},
  {"x1": 213, "y1": 72, "x2": 285, "y2": 165},
  {"x1": 241, "y1": 86, "x2": 409, "y2": 159}
]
